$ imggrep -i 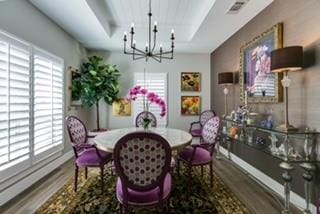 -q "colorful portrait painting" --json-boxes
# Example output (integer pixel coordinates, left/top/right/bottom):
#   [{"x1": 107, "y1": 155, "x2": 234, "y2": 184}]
[
  {"x1": 245, "y1": 41, "x2": 274, "y2": 96},
  {"x1": 239, "y1": 23, "x2": 283, "y2": 103},
  {"x1": 181, "y1": 96, "x2": 201, "y2": 115},
  {"x1": 112, "y1": 98, "x2": 131, "y2": 116},
  {"x1": 181, "y1": 72, "x2": 201, "y2": 91}
]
